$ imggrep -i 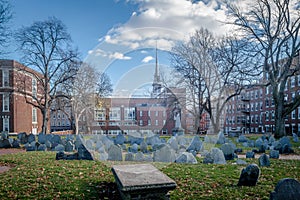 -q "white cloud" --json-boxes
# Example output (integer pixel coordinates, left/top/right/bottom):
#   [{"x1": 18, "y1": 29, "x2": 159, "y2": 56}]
[
  {"x1": 142, "y1": 56, "x2": 154, "y2": 63},
  {"x1": 88, "y1": 49, "x2": 131, "y2": 60},
  {"x1": 101, "y1": 0, "x2": 236, "y2": 51}
]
